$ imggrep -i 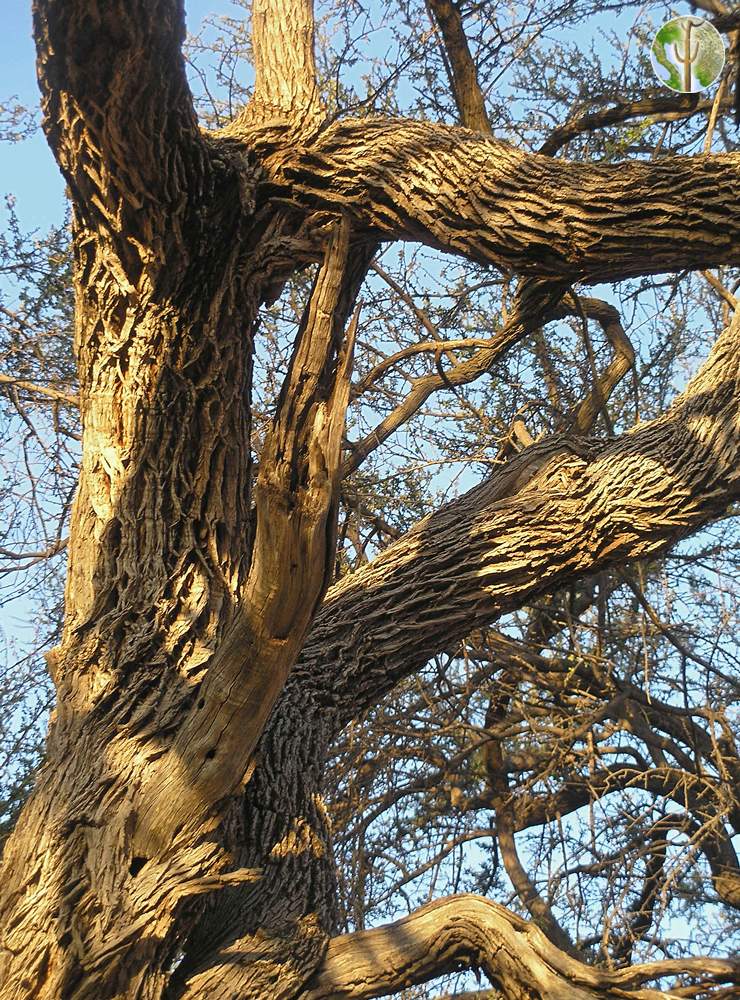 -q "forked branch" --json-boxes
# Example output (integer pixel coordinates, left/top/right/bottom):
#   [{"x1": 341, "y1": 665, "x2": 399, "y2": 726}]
[{"x1": 135, "y1": 217, "x2": 367, "y2": 853}]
